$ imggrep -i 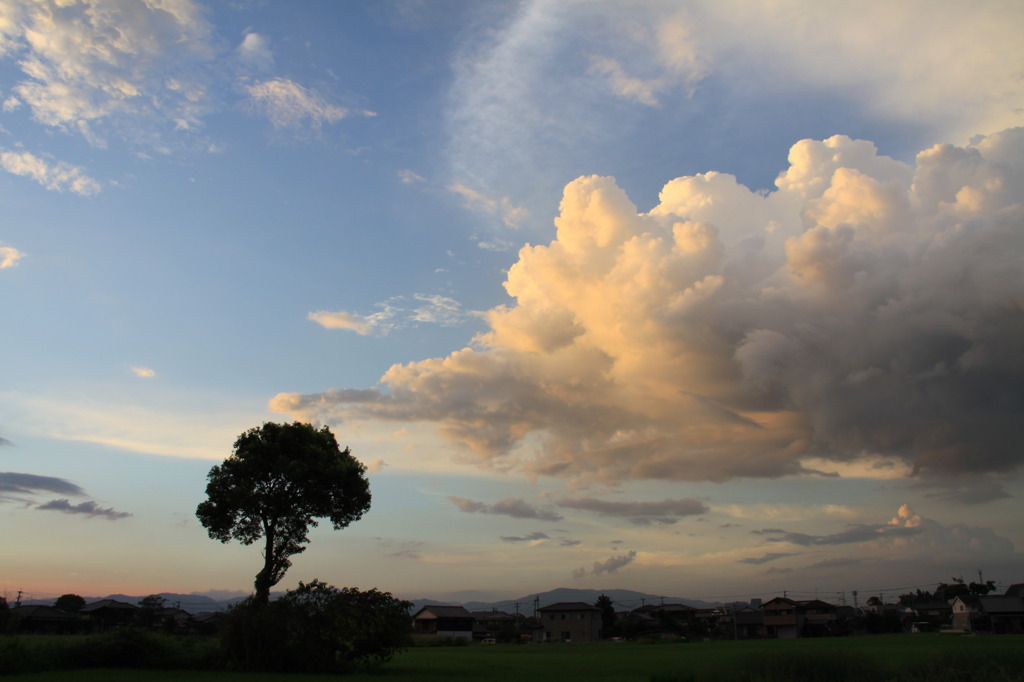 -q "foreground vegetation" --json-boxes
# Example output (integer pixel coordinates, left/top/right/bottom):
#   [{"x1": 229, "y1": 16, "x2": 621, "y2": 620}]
[{"x1": 4, "y1": 633, "x2": 1023, "y2": 681}]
